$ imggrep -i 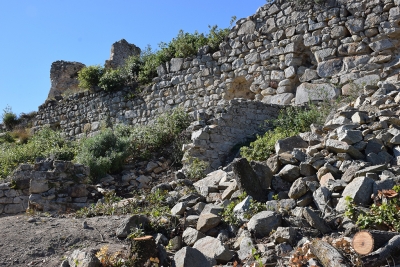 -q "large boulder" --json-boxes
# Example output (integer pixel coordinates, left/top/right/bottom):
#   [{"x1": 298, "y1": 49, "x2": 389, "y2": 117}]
[
  {"x1": 174, "y1": 247, "x2": 214, "y2": 267},
  {"x1": 115, "y1": 215, "x2": 150, "y2": 238},
  {"x1": 295, "y1": 83, "x2": 339, "y2": 104},
  {"x1": 336, "y1": 177, "x2": 375, "y2": 212},
  {"x1": 68, "y1": 249, "x2": 100, "y2": 267},
  {"x1": 247, "y1": 211, "x2": 281, "y2": 238},
  {"x1": 193, "y1": 236, "x2": 234, "y2": 263},
  {"x1": 232, "y1": 158, "x2": 267, "y2": 202}
]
